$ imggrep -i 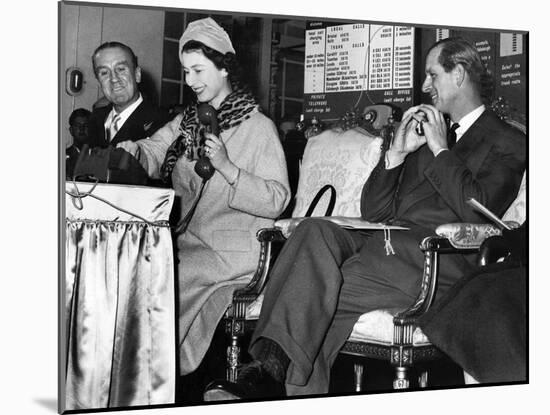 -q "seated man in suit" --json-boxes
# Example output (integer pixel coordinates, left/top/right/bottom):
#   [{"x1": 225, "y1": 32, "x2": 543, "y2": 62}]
[
  {"x1": 89, "y1": 41, "x2": 170, "y2": 148},
  {"x1": 204, "y1": 37, "x2": 526, "y2": 400}
]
